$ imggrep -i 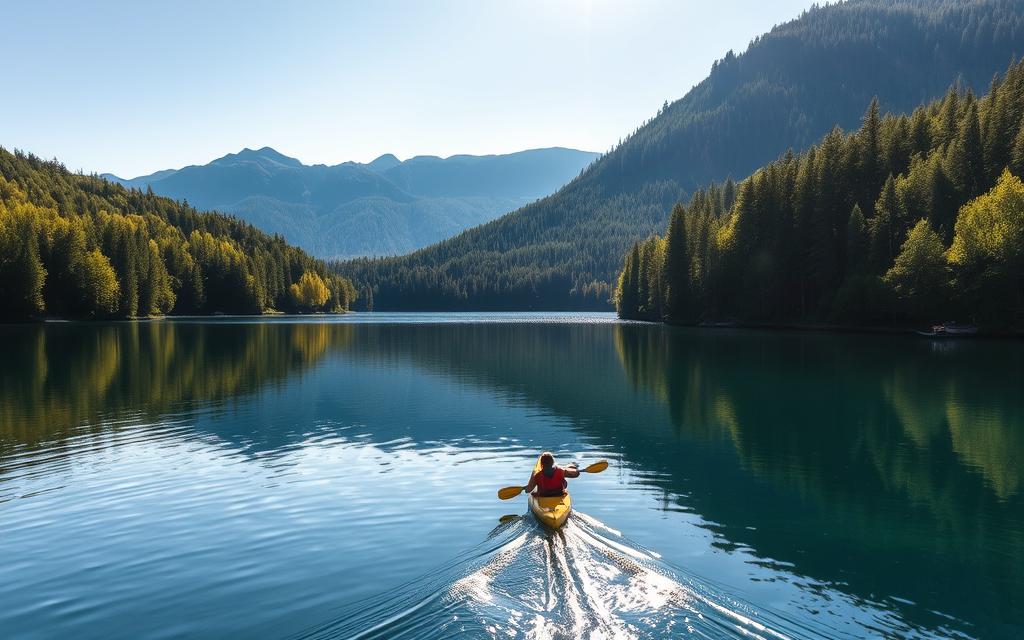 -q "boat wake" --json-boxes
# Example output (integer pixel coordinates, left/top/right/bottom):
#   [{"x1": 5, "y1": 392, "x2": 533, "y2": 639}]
[{"x1": 296, "y1": 512, "x2": 832, "y2": 640}]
